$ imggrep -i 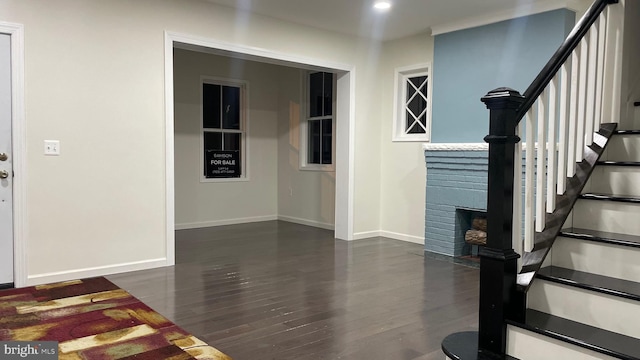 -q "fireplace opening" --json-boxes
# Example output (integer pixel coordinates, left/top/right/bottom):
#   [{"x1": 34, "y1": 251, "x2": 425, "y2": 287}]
[{"x1": 455, "y1": 208, "x2": 487, "y2": 260}]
